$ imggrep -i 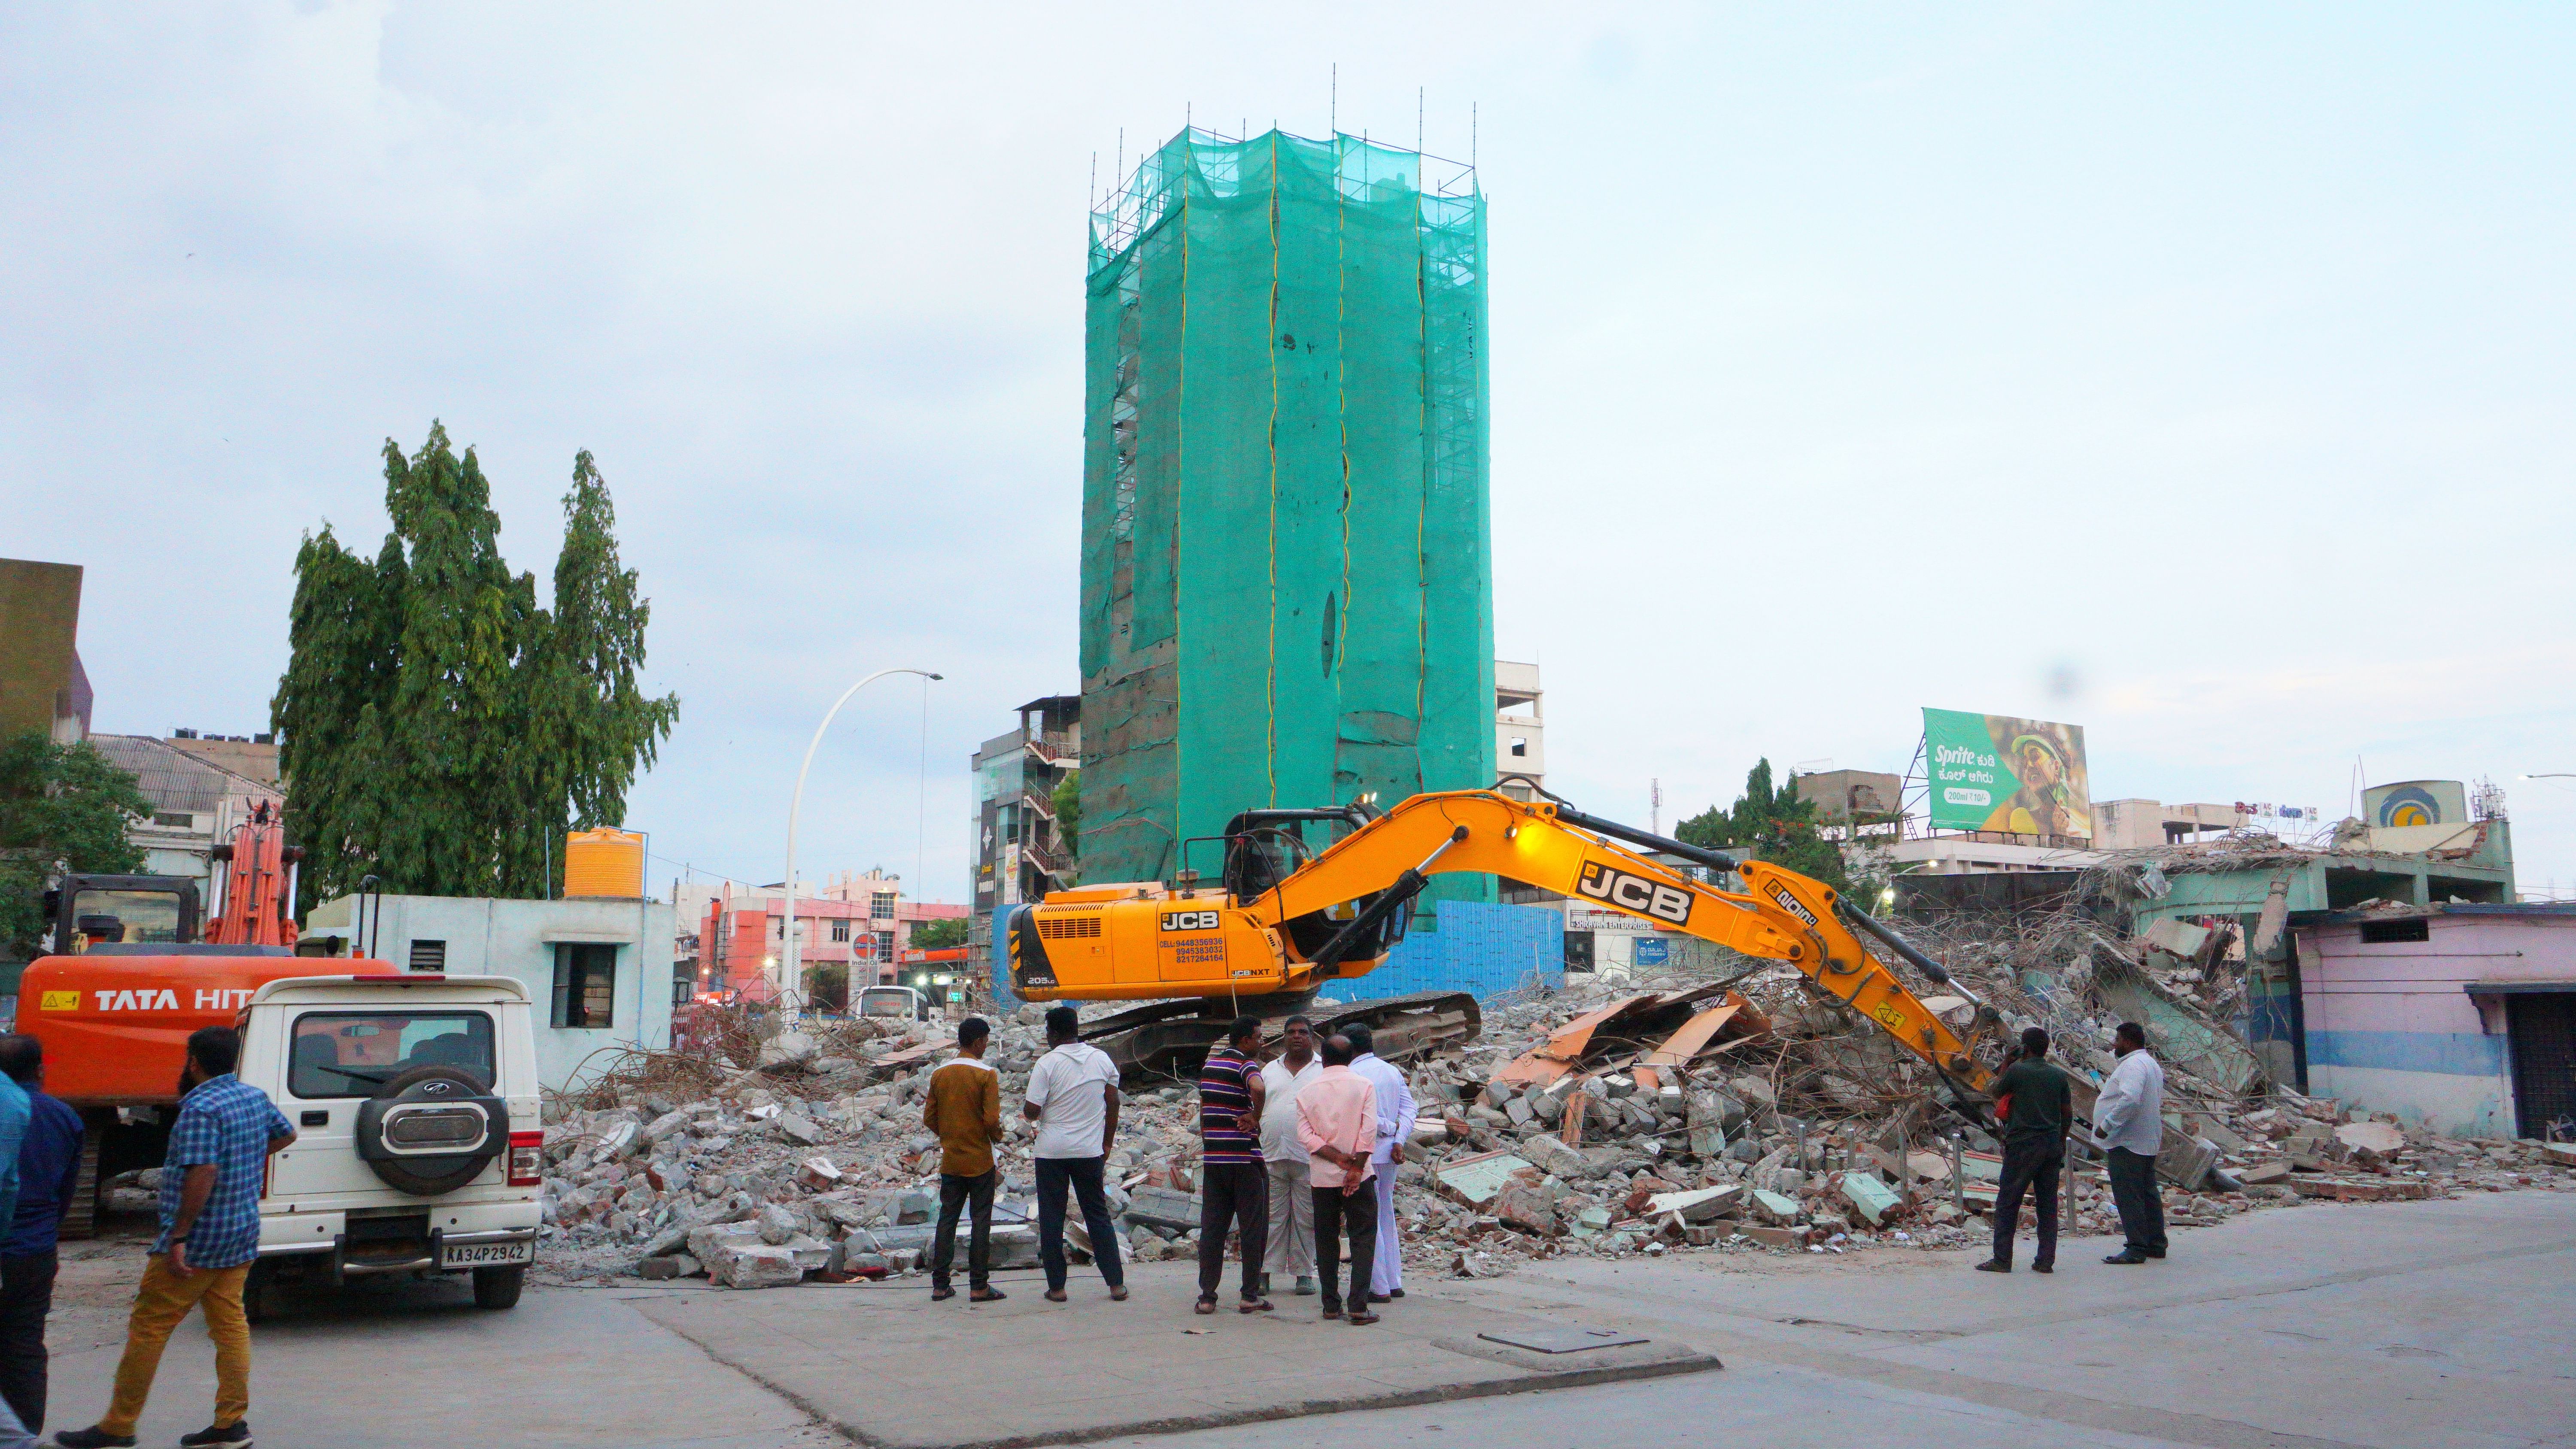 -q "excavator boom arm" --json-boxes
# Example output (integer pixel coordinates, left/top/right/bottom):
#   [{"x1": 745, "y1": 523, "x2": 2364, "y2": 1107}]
[{"x1": 1255, "y1": 791, "x2": 1994, "y2": 1091}]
